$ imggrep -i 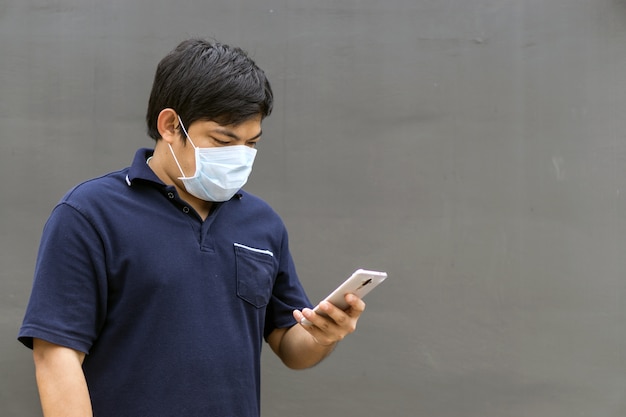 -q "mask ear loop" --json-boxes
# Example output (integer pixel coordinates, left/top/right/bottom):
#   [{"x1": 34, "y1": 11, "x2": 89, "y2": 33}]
[
  {"x1": 168, "y1": 115, "x2": 197, "y2": 178},
  {"x1": 168, "y1": 143, "x2": 188, "y2": 178},
  {"x1": 177, "y1": 115, "x2": 197, "y2": 148}
]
